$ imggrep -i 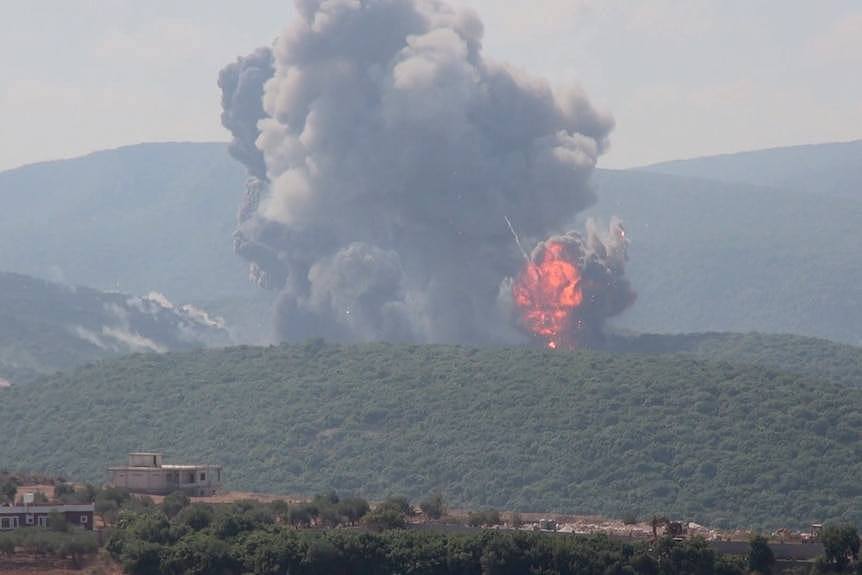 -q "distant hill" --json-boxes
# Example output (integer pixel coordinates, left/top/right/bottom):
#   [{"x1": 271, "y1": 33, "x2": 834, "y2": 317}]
[
  {"x1": 2, "y1": 141, "x2": 860, "y2": 344},
  {"x1": 0, "y1": 142, "x2": 252, "y2": 303},
  {"x1": 638, "y1": 139, "x2": 862, "y2": 198},
  {"x1": 0, "y1": 271, "x2": 230, "y2": 384},
  {"x1": 1, "y1": 340, "x2": 860, "y2": 529},
  {"x1": 588, "y1": 168, "x2": 862, "y2": 344}
]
